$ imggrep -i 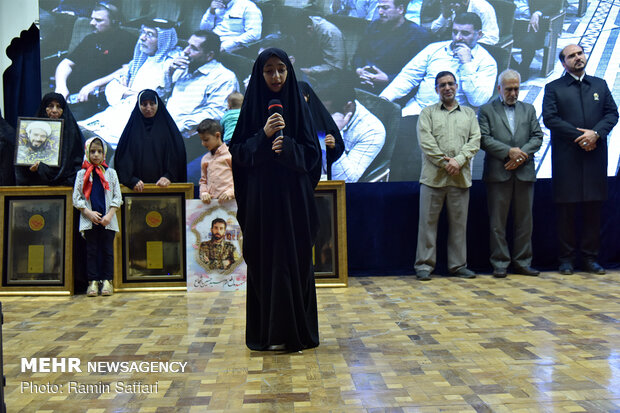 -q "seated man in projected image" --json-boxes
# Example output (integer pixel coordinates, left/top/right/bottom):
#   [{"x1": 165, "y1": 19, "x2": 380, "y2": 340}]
[
  {"x1": 281, "y1": 12, "x2": 346, "y2": 88},
  {"x1": 54, "y1": 2, "x2": 135, "y2": 119},
  {"x1": 430, "y1": 0, "x2": 499, "y2": 45},
  {"x1": 199, "y1": 0, "x2": 263, "y2": 53},
  {"x1": 164, "y1": 30, "x2": 239, "y2": 137},
  {"x1": 352, "y1": 0, "x2": 431, "y2": 93},
  {"x1": 79, "y1": 19, "x2": 179, "y2": 147},
  {"x1": 199, "y1": 218, "x2": 238, "y2": 271},
  {"x1": 321, "y1": 80, "x2": 386, "y2": 183},
  {"x1": 380, "y1": 12, "x2": 496, "y2": 117},
  {"x1": 331, "y1": 0, "x2": 379, "y2": 20}
]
